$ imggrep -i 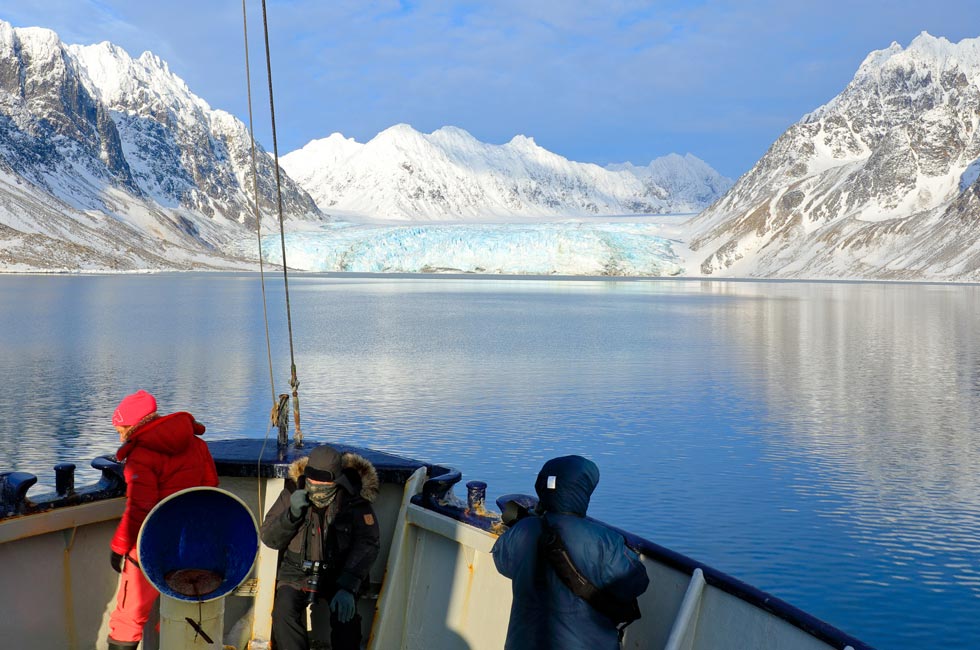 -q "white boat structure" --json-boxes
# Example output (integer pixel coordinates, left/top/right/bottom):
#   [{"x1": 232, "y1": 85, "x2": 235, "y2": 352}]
[{"x1": 0, "y1": 438, "x2": 872, "y2": 650}]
